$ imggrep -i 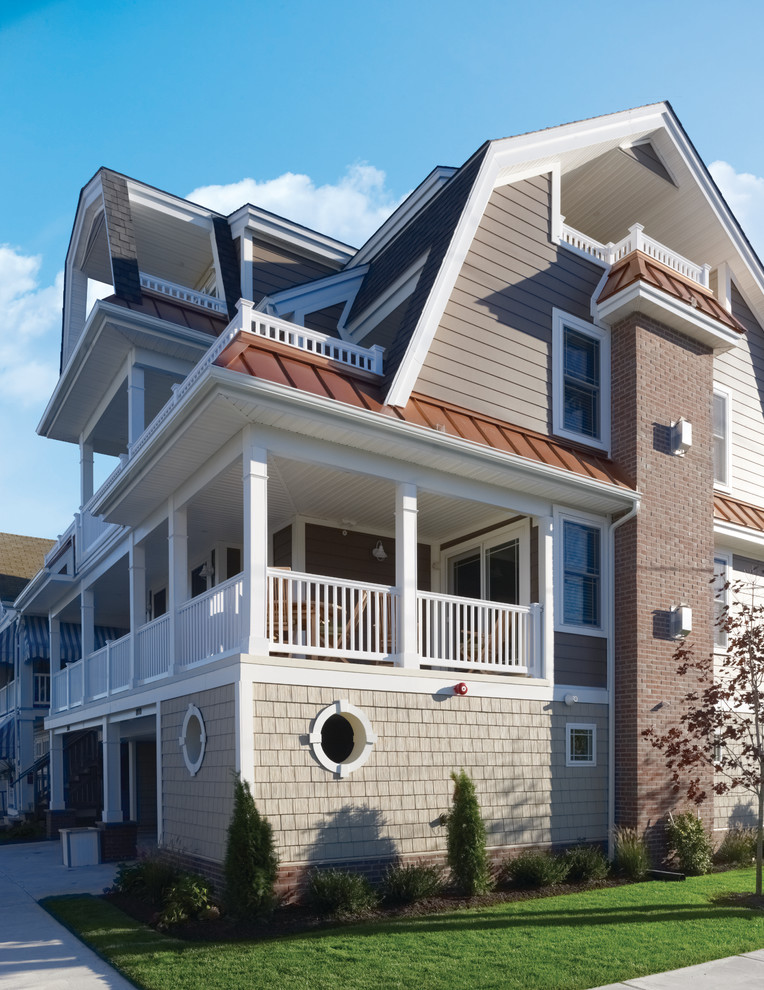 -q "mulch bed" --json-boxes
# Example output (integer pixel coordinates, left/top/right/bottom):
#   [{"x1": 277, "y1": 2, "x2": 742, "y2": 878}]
[{"x1": 106, "y1": 877, "x2": 630, "y2": 943}]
